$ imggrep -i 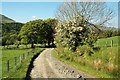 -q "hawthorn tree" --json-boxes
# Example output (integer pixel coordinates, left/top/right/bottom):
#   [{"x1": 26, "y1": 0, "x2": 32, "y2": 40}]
[{"x1": 55, "y1": 1, "x2": 114, "y2": 51}]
